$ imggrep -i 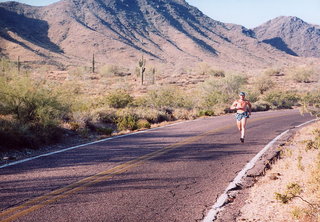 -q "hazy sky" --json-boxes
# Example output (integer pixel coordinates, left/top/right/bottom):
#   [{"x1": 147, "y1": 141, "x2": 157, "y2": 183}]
[{"x1": 0, "y1": 0, "x2": 319, "y2": 28}]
